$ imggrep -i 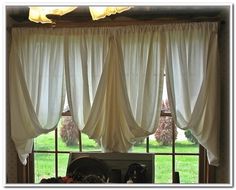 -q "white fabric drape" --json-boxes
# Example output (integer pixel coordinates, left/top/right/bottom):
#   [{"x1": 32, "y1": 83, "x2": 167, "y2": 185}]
[
  {"x1": 64, "y1": 28, "x2": 109, "y2": 130},
  {"x1": 10, "y1": 23, "x2": 219, "y2": 166},
  {"x1": 119, "y1": 27, "x2": 165, "y2": 133},
  {"x1": 9, "y1": 28, "x2": 66, "y2": 165},
  {"x1": 165, "y1": 22, "x2": 219, "y2": 166},
  {"x1": 65, "y1": 26, "x2": 165, "y2": 152}
]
